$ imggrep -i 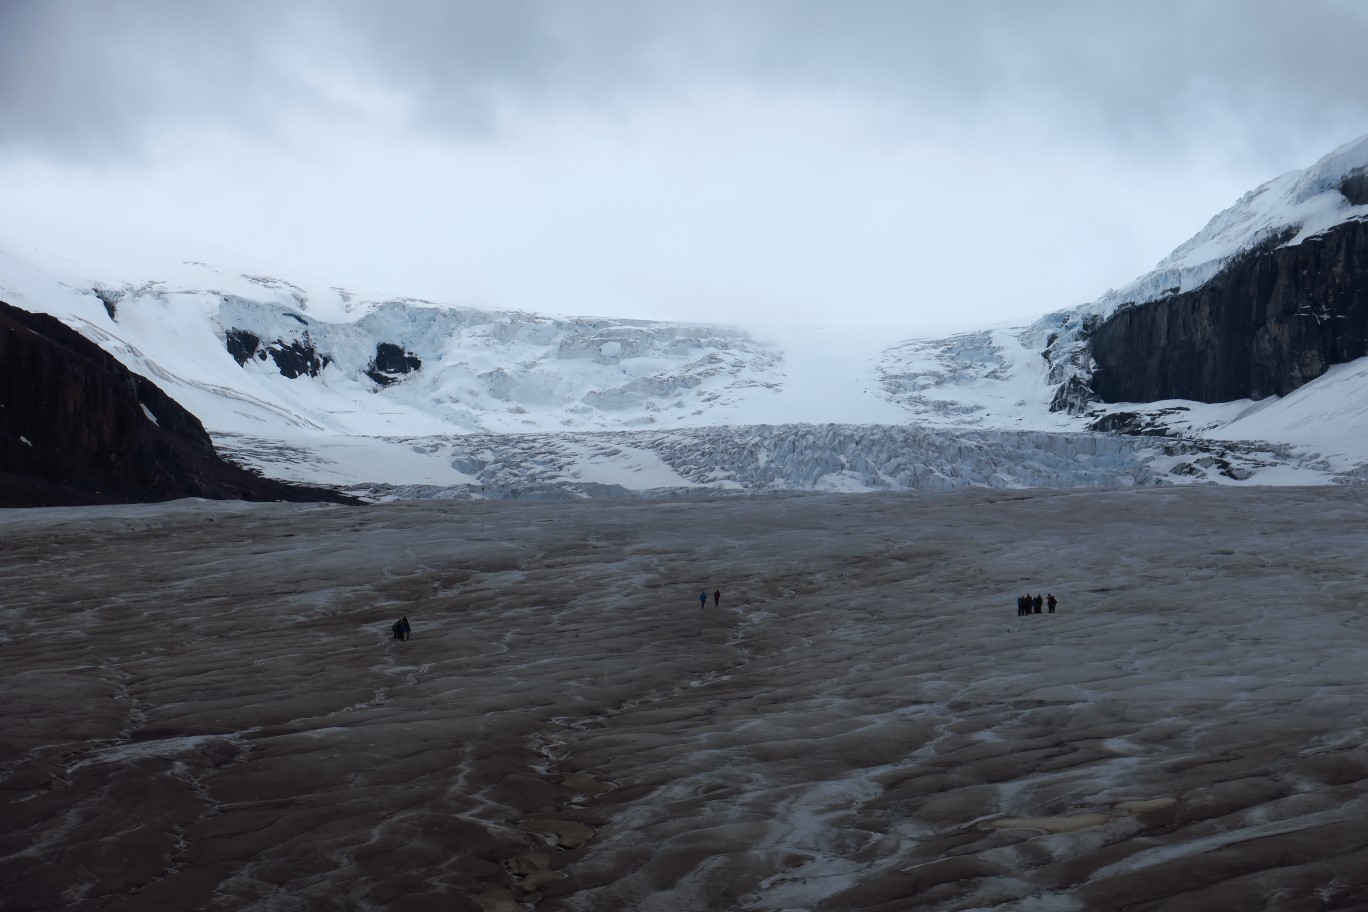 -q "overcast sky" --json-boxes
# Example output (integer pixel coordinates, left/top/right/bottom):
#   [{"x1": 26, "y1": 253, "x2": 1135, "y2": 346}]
[{"x1": 3, "y1": 1, "x2": 1367, "y2": 335}]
